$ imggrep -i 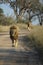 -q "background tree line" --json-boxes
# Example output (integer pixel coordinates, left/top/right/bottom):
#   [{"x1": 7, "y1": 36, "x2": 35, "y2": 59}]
[
  {"x1": 0, "y1": 0, "x2": 43, "y2": 25},
  {"x1": 0, "y1": 8, "x2": 15, "y2": 25}
]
